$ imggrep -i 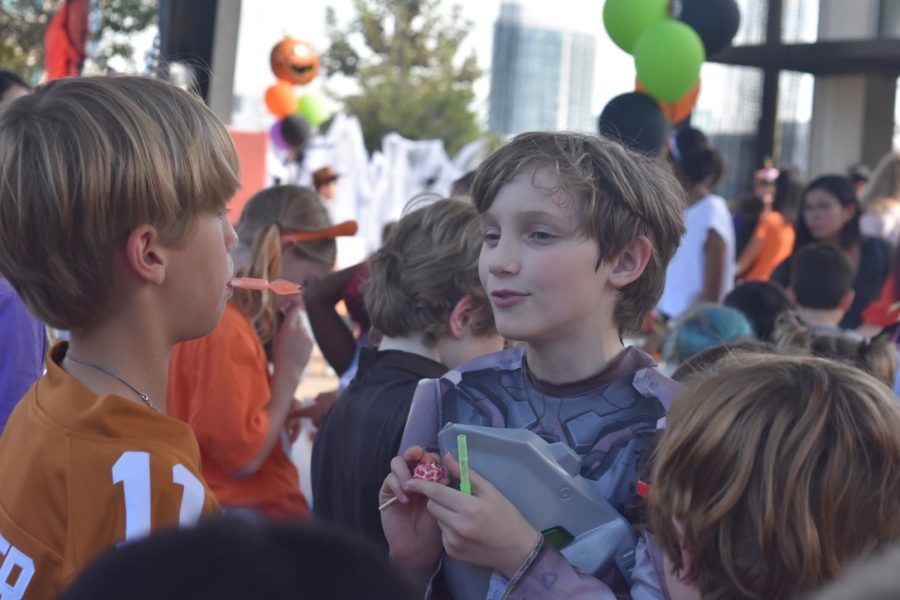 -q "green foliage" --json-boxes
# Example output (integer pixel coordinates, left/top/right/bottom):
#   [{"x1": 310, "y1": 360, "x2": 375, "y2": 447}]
[
  {"x1": 91, "y1": 0, "x2": 158, "y2": 72},
  {"x1": 324, "y1": 0, "x2": 483, "y2": 155},
  {"x1": 0, "y1": 0, "x2": 158, "y2": 82},
  {"x1": 0, "y1": 0, "x2": 55, "y2": 80}
]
